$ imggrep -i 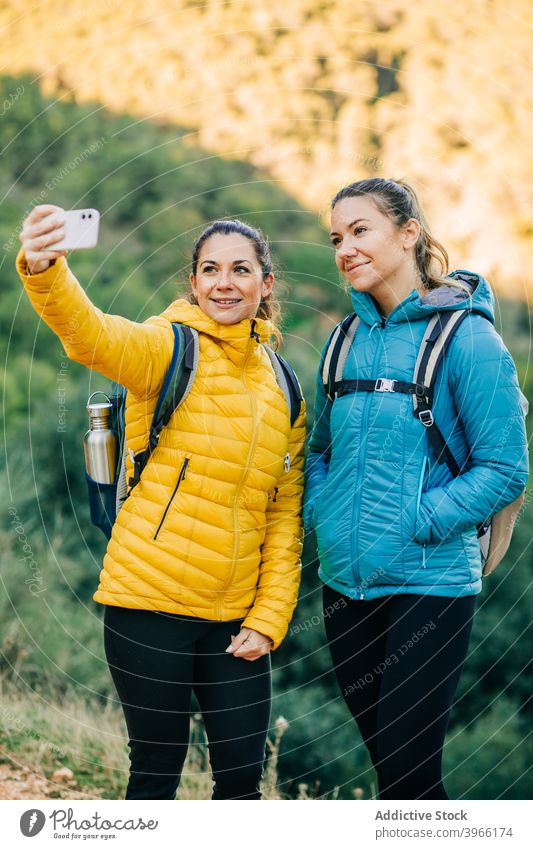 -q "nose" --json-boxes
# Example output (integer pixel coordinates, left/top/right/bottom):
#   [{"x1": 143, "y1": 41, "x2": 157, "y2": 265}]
[
  {"x1": 214, "y1": 272, "x2": 235, "y2": 290},
  {"x1": 337, "y1": 239, "x2": 358, "y2": 259}
]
